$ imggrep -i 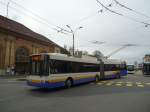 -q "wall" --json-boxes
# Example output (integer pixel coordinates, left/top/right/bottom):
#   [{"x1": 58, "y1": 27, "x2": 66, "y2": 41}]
[
  {"x1": 0, "y1": 34, "x2": 6, "y2": 75},
  {"x1": 0, "y1": 32, "x2": 59, "y2": 75}
]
